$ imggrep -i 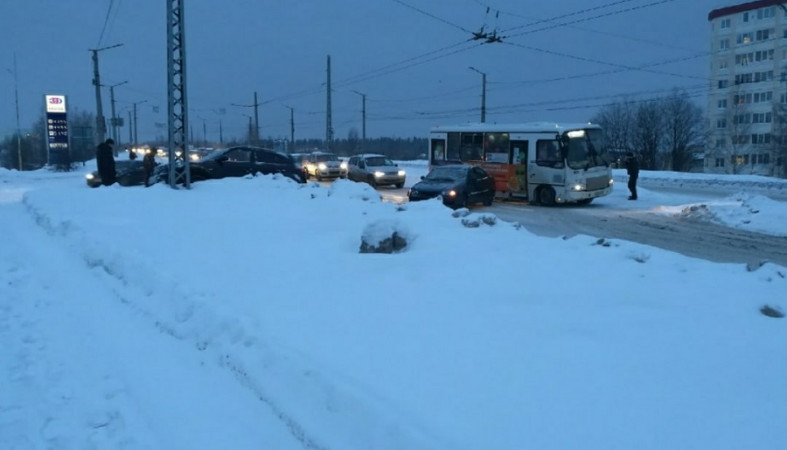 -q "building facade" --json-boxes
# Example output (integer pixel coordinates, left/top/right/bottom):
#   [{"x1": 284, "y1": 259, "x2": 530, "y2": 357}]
[{"x1": 707, "y1": 0, "x2": 787, "y2": 177}]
